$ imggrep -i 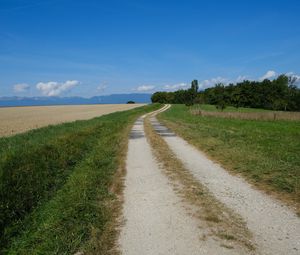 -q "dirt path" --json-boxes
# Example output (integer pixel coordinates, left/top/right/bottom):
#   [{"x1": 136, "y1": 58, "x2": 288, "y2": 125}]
[
  {"x1": 119, "y1": 106, "x2": 250, "y2": 254},
  {"x1": 149, "y1": 107, "x2": 300, "y2": 255}
]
